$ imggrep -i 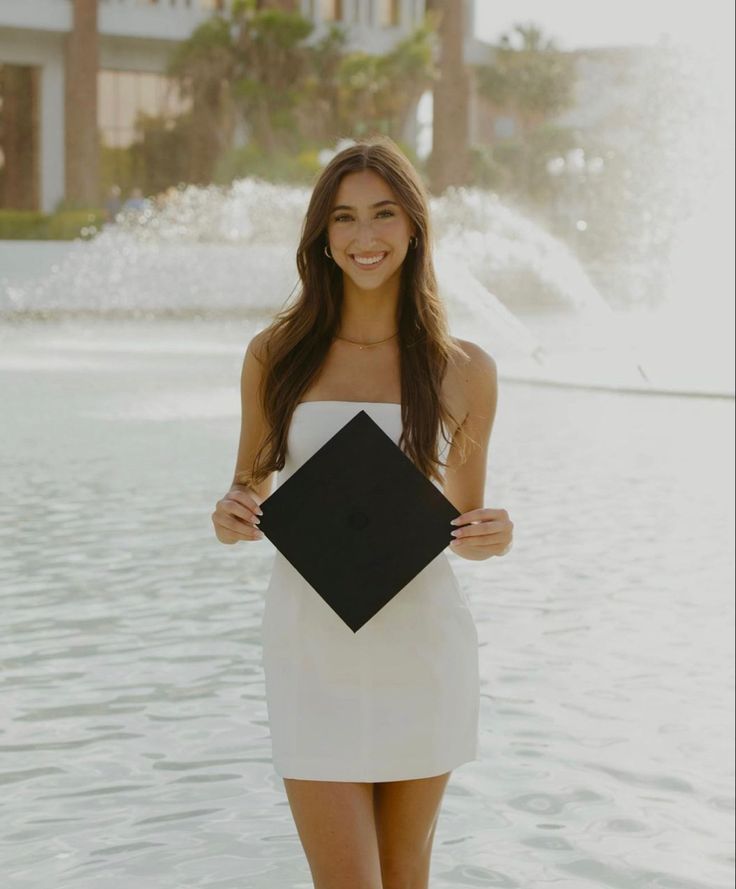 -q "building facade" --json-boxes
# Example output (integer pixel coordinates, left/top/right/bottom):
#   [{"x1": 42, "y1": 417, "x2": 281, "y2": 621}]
[{"x1": 0, "y1": 0, "x2": 485, "y2": 211}]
